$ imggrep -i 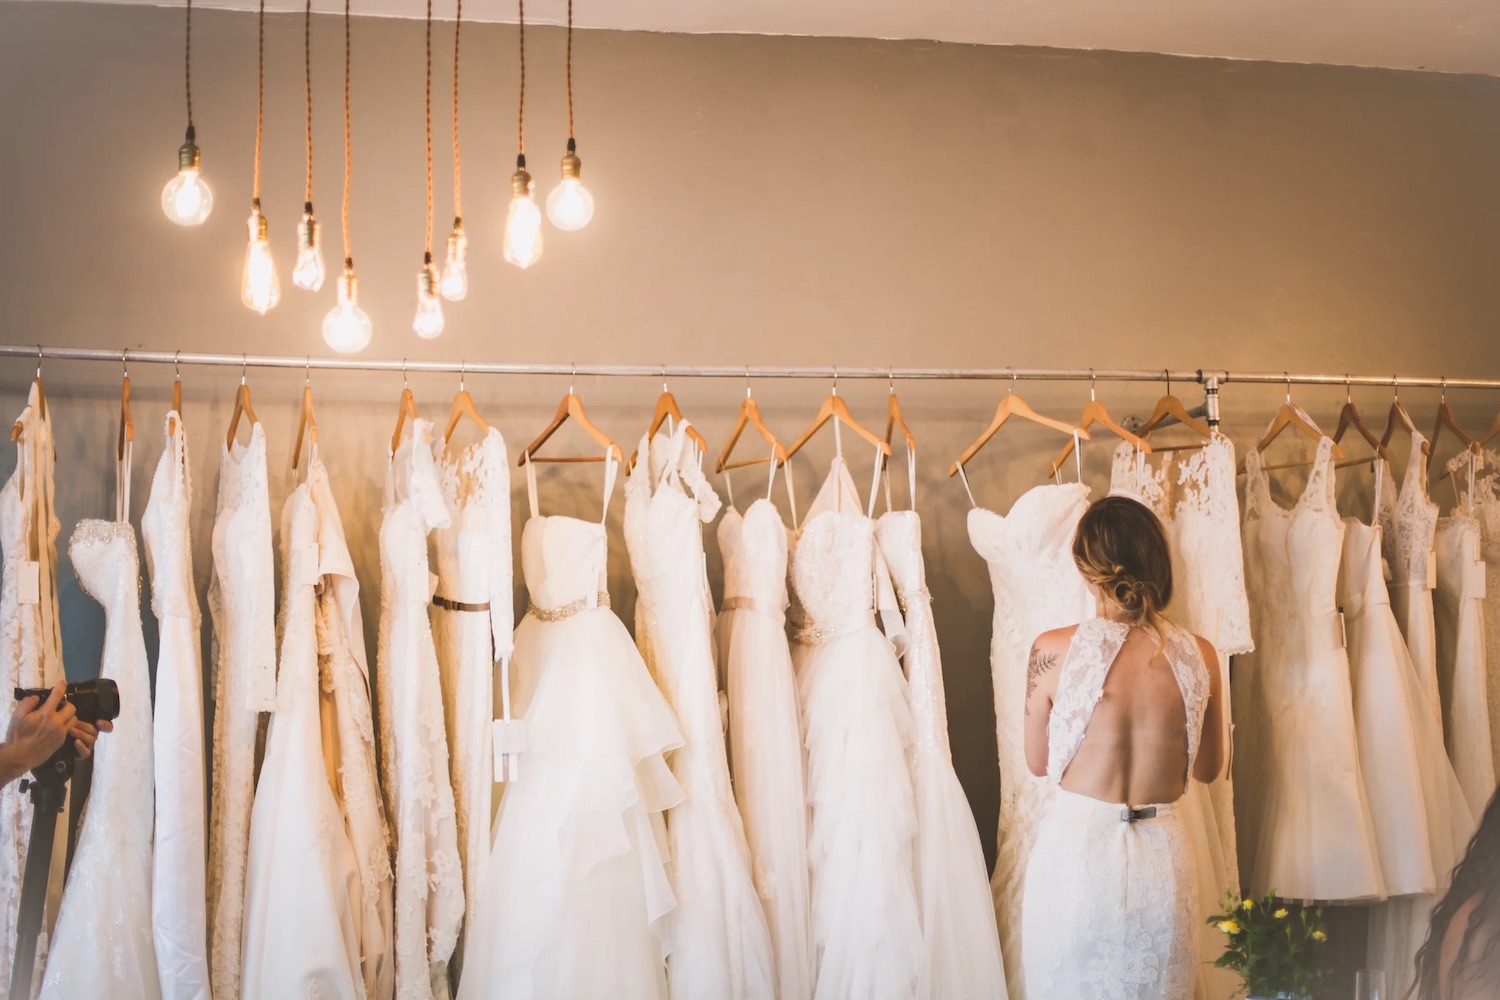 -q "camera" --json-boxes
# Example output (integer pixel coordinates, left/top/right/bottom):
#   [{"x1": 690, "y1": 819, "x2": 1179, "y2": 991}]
[{"x1": 13, "y1": 679, "x2": 121, "y2": 729}]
